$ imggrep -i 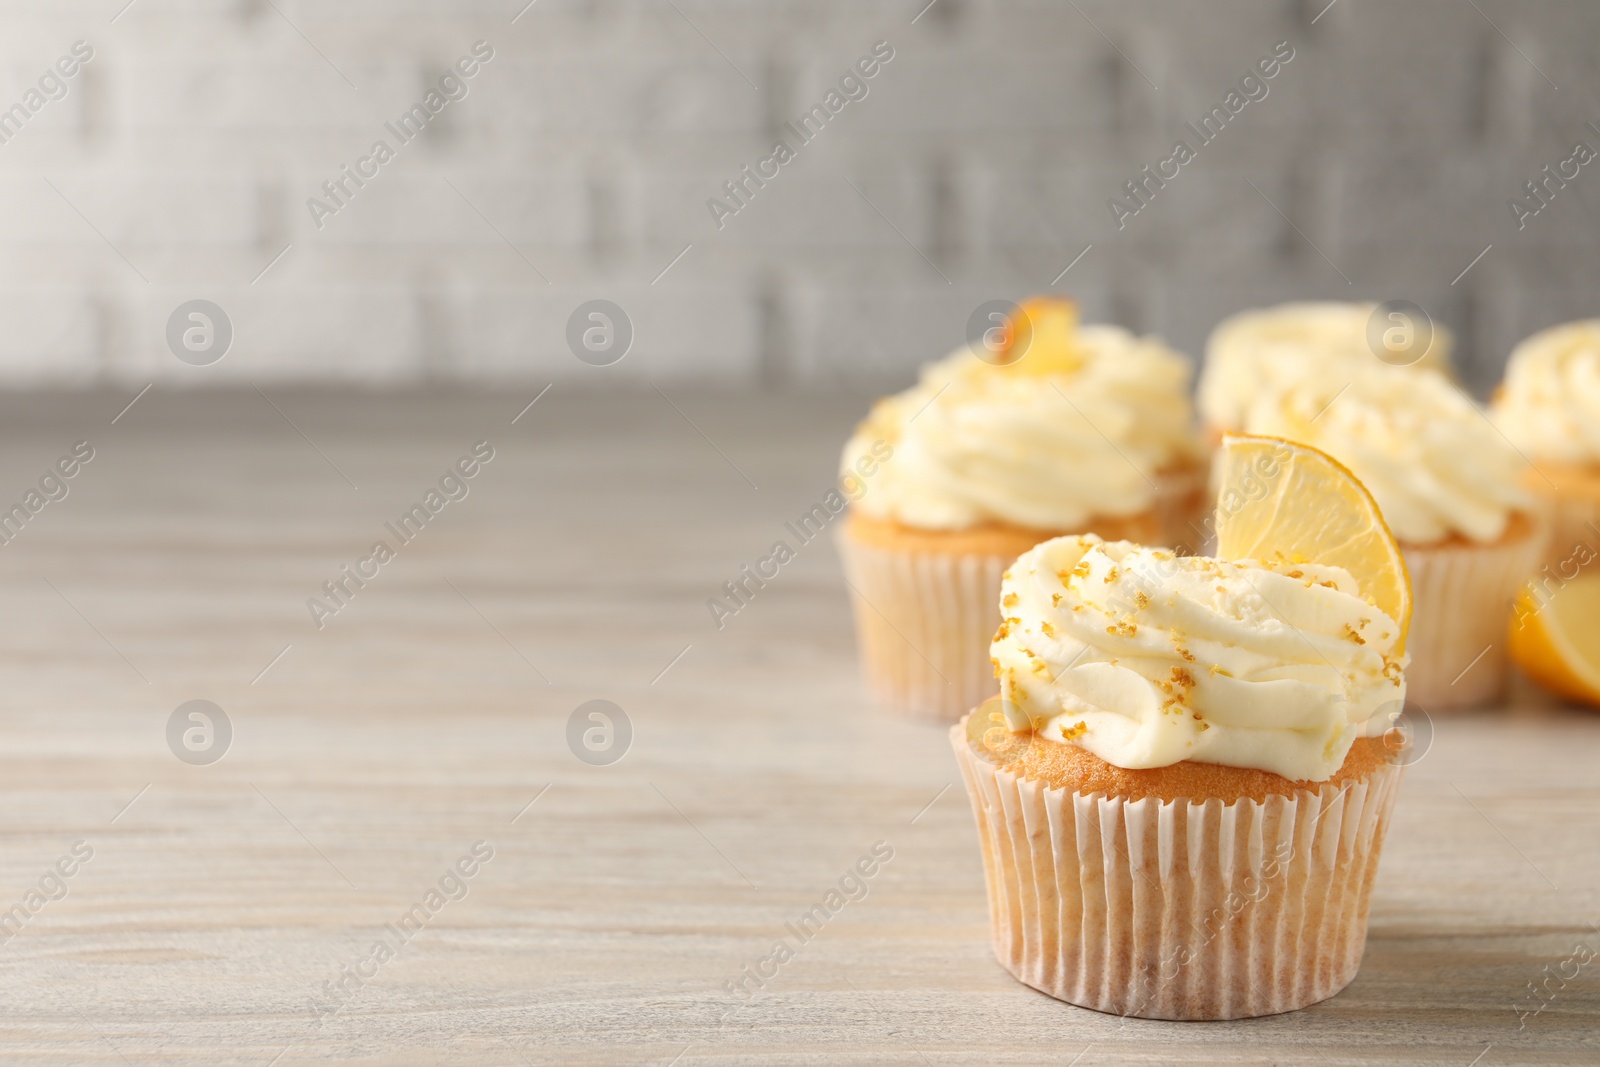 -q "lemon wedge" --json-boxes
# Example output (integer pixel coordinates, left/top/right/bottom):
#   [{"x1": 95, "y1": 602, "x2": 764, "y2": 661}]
[
  {"x1": 993, "y1": 296, "x2": 1088, "y2": 375},
  {"x1": 1509, "y1": 576, "x2": 1600, "y2": 708},
  {"x1": 1215, "y1": 434, "x2": 1413, "y2": 653}
]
